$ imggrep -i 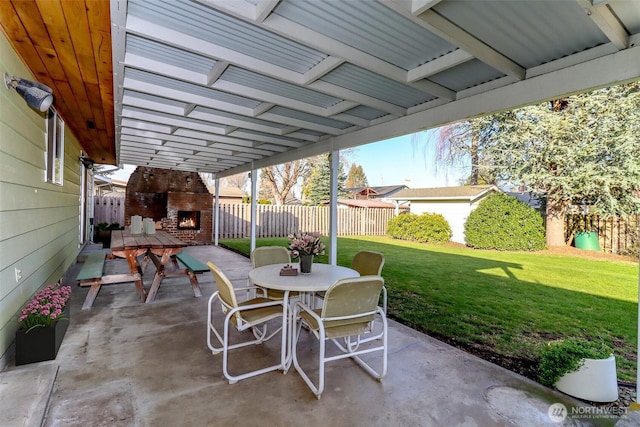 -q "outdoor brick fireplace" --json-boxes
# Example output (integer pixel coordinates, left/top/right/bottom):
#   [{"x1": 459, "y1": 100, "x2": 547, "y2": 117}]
[
  {"x1": 125, "y1": 167, "x2": 212, "y2": 244},
  {"x1": 178, "y1": 211, "x2": 200, "y2": 230}
]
